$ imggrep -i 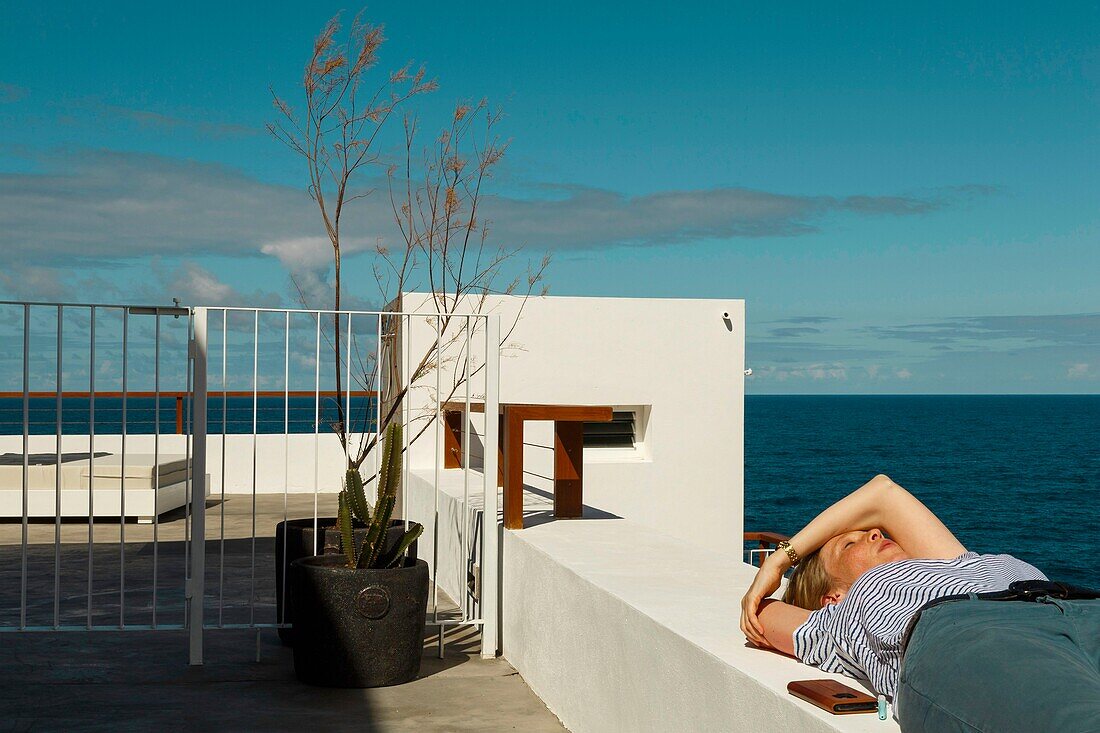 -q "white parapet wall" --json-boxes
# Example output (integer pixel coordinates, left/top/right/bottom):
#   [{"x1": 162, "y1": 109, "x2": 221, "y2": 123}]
[
  {"x1": 400, "y1": 294, "x2": 746, "y2": 558},
  {"x1": 405, "y1": 467, "x2": 489, "y2": 613},
  {"x1": 503, "y1": 517, "x2": 898, "y2": 733}
]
